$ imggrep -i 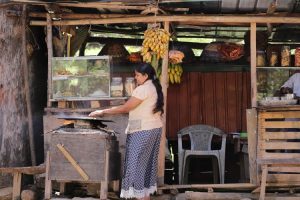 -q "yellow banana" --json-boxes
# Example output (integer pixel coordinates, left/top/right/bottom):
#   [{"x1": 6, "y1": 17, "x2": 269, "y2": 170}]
[{"x1": 169, "y1": 74, "x2": 174, "y2": 84}]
